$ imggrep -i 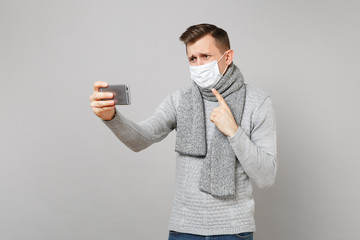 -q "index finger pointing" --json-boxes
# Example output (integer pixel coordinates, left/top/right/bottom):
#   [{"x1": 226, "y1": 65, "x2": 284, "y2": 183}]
[
  {"x1": 94, "y1": 81, "x2": 109, "y2": 92},
  {"x1": 211, "y1": 88, "x2": 227, "y2": 107}
]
